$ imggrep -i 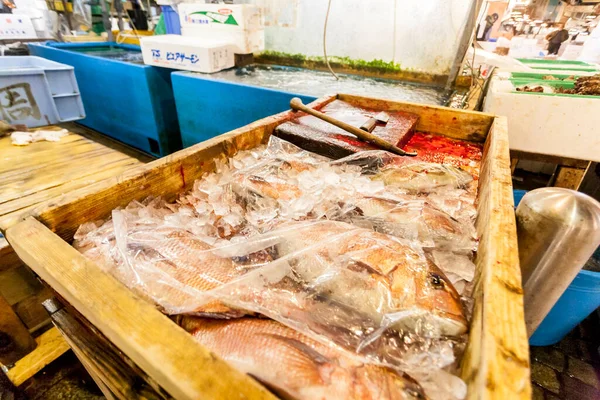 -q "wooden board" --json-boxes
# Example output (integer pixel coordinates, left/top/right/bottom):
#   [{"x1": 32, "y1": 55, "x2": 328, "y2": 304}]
[
  {"x1": 460, "y1": 117, "x2": 531, "y2": 399},
  {"x1": 0, "y1": 123, "x2": 151, "y2": 219},
  {"x1": 1, "y1": 95, "x2": 530, "y2": 399},
  {"x1": 46, "y1": 298, "x2": 170, "y2": 399},
  {"x1": 5, "y1": 218, "x2": 275, "y2": 400},
  {"x1": 275, "y1": 100, "x2": 419, "y2": 159},
  {"x1": 0, "y1": 293, "x2": 36, "y2": 365},
  {"x1": 338, "y1": 94, "x2": 494, "y2": 143},
  {"x1": 6, "y1": 327, "x2": 70, "y2": 386}
]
